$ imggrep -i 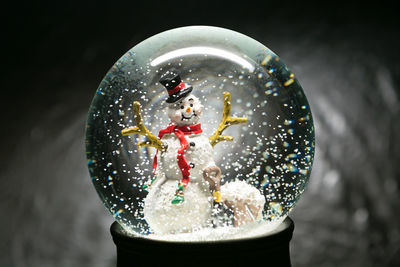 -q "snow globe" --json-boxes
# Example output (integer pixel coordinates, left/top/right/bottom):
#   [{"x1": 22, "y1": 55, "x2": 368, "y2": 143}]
[{"x1": 85, "y1": 26, "x2": 314, "y2": 266}]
